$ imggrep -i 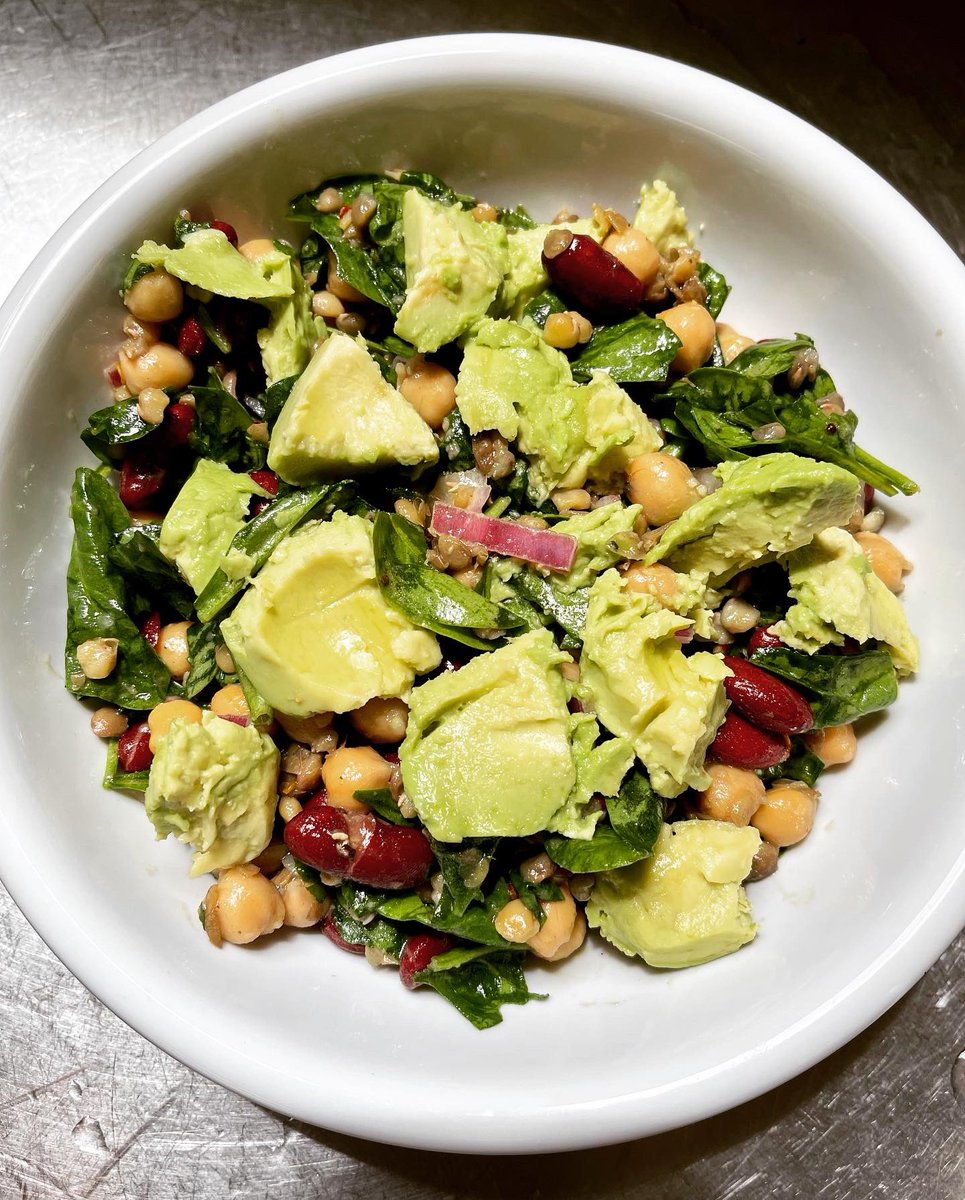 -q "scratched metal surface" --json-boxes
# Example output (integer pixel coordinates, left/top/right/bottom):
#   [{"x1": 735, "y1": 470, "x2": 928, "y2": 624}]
[{"x1": 1, "y1": 2, "x2": 964, "y2": 1196}]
